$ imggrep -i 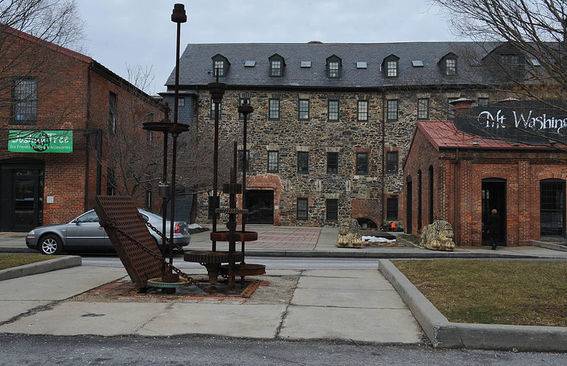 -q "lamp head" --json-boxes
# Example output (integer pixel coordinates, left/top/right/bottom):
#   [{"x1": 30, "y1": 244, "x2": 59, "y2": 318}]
[{"x1": 171, "y1": 4, "x2": 187, "y2": 23}]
